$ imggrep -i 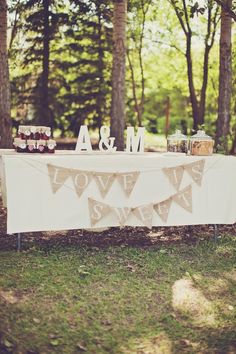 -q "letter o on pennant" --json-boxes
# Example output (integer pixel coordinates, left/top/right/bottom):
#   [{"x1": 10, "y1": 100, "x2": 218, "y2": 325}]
[{"x1": 74, "y1": 173, "x2": 89, "y2": 189}]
